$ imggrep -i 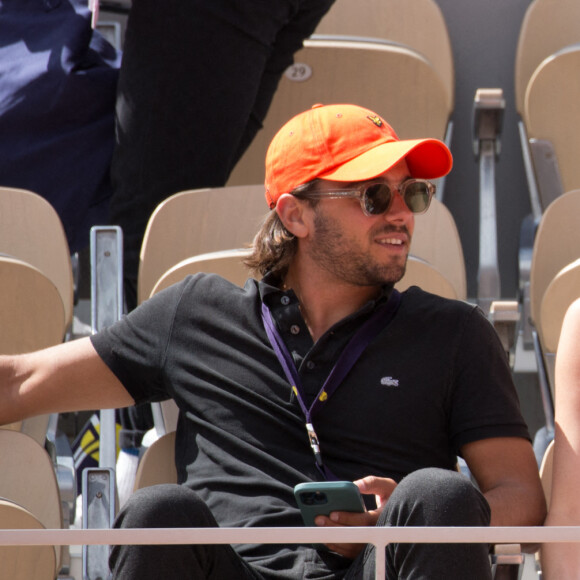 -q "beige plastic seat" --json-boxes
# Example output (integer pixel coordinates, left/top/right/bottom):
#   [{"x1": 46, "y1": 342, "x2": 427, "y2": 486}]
[
  {"x1": 514, "y1": 0, "x2": 580, "y2": 118},
  {"x1": 536, "y1": 260, "x2": 580, "y2": 400},
  {"x1": 133, "y1": 431, "x2": 178, "y2": 490},
  {"x1": 150, "y1": 249, "x2": 251, "y2": 297},
  {"x1": 515, "y1": 1, "x2": 580, "y2": 216},
  {"x1": 0, "y1": 256, "x2": 67, "y2": 444},
  {"x1": 0, "y1": 256, "x2": 66, "y2": 354},
  {"x1": 313, "y1": 0, "x2": 454, "y2": 110},
  {"x1": 0, "y1": 187, "x2": 74, "y2": 330},
  {"x1": 150, "y1": 196, "x2": 466, "y2": 302},
  {"x1": 227, "y1": 38, "x2": 451, "y2": 188},
  {"x1": 395, "y1": 256, "x2": 457, "y2": 300},
  {"x1": 138, "y1": 185, "x2": 266, "y2": 305},
  {"x1": 0, "y1": 430, "x2": 63, "y2": 576},
  {"x1": 528, "y1": 191, "x2": 580, "y2": 417},
  {"x1": 408, "y1": 198, "x2": 466, "y2": 300},
  {"x1": 0, "y1": 499, "x2": 56, "y2": 580},
  {"x1": 530, "y1": 190, "x2": 580, "y2": 344},
  {"x1": 524, "y1": 46, "x2": 580, "y2": 196}
]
